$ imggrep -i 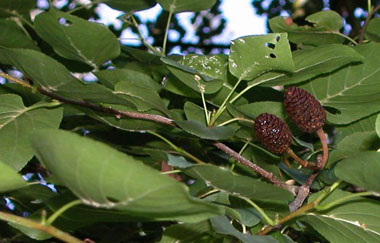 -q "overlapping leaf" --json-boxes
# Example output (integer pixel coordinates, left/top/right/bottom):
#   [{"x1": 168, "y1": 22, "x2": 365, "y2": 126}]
[
  {"x1": 229, "y1": 33, "x2": 294, "y2": 80},
  {"x1": 269, "y1": 10, "x2": 345, "y2": 46},
  {"x1": 0, "y1": 0, "x2": 35, "y2": 16},
  {"x1": 31, "y1": 129, "x2": 224, "y2": 223},
  {"x1": 0, "y1": 94, "x2": 62, "y2": 170},
  {"x1": 335, "y1": 152, "x2": 380, "y2": 193},
  {"x1": 257, "y1": 44, "x2": 364, "y2": 87},
  {"x1": 34, "y1": 9, "x2": 120, "y2": 68},
  {"x1": 176, "y1": 120, "x2": 235, "y2": 140},
  {"x1": 302, "y1": 190, "x2": 380, "y2": 242},
  {"x1": 365, "y1": 18, "x2": 380, "y2": 42},
  {"x1": 184, "y1": 164, "x2": 294, "y2": 202},
  {"x1": 0, "y1": 159, "x2": 27, "y2": 192},
  {"x1": 0, "y1": 19, "x2": 39, "y2": 50},
  {"x1": 300, "y1": 43, "x2": 380, "y2": 124},
  {"x1": 157, "y1": 0, "x2": 216, "y2": 13}
]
